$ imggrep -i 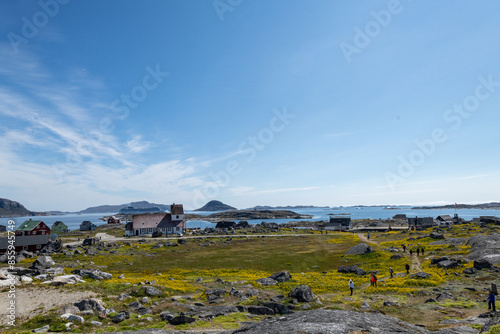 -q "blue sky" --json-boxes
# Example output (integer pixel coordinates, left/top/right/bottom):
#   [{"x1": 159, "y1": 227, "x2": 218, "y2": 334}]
[{"x1": 1, "y1": 0, "x2": 500, "y2": 211}]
